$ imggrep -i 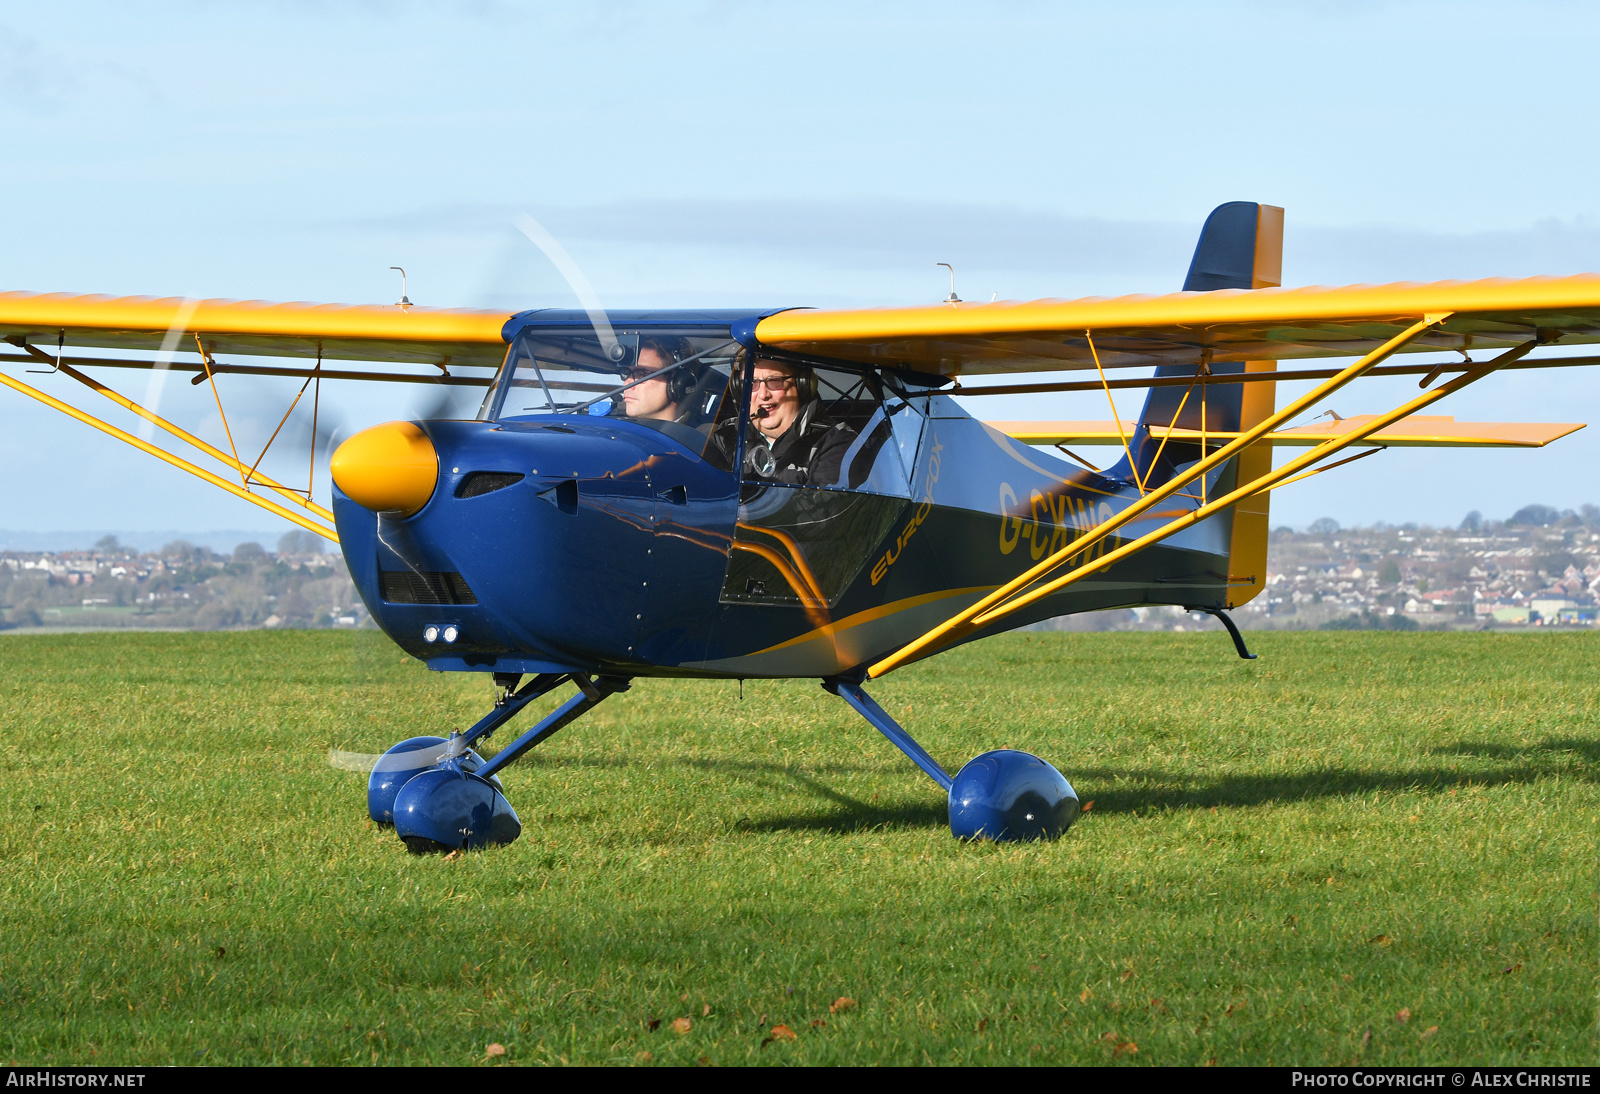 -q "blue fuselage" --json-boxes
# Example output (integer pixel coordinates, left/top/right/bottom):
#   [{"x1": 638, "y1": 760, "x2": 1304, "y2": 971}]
[{"x1": 335, "y1": 315, "x2": 1240, "y2": 680}]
